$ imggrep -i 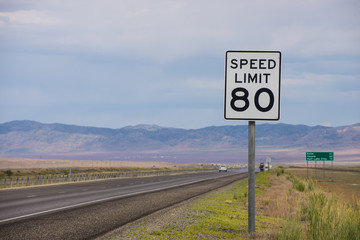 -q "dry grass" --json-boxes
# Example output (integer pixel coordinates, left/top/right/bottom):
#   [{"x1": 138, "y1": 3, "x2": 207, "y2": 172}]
[
  {"x1": 275, "y1": 168, "x2": 360, "y2": 240},
  {"x1": 257, "y1": 174, "x2": 300, "y2": 219},
  {"x1": 243, "y1": 166, "x2": 360, "y2": 239},
  {"x1": 288, "y1": 168, "x2": 360, "y2": 204},
  {"x1": 0, "y1": 157, "x2": 175, "y2": 169}
]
